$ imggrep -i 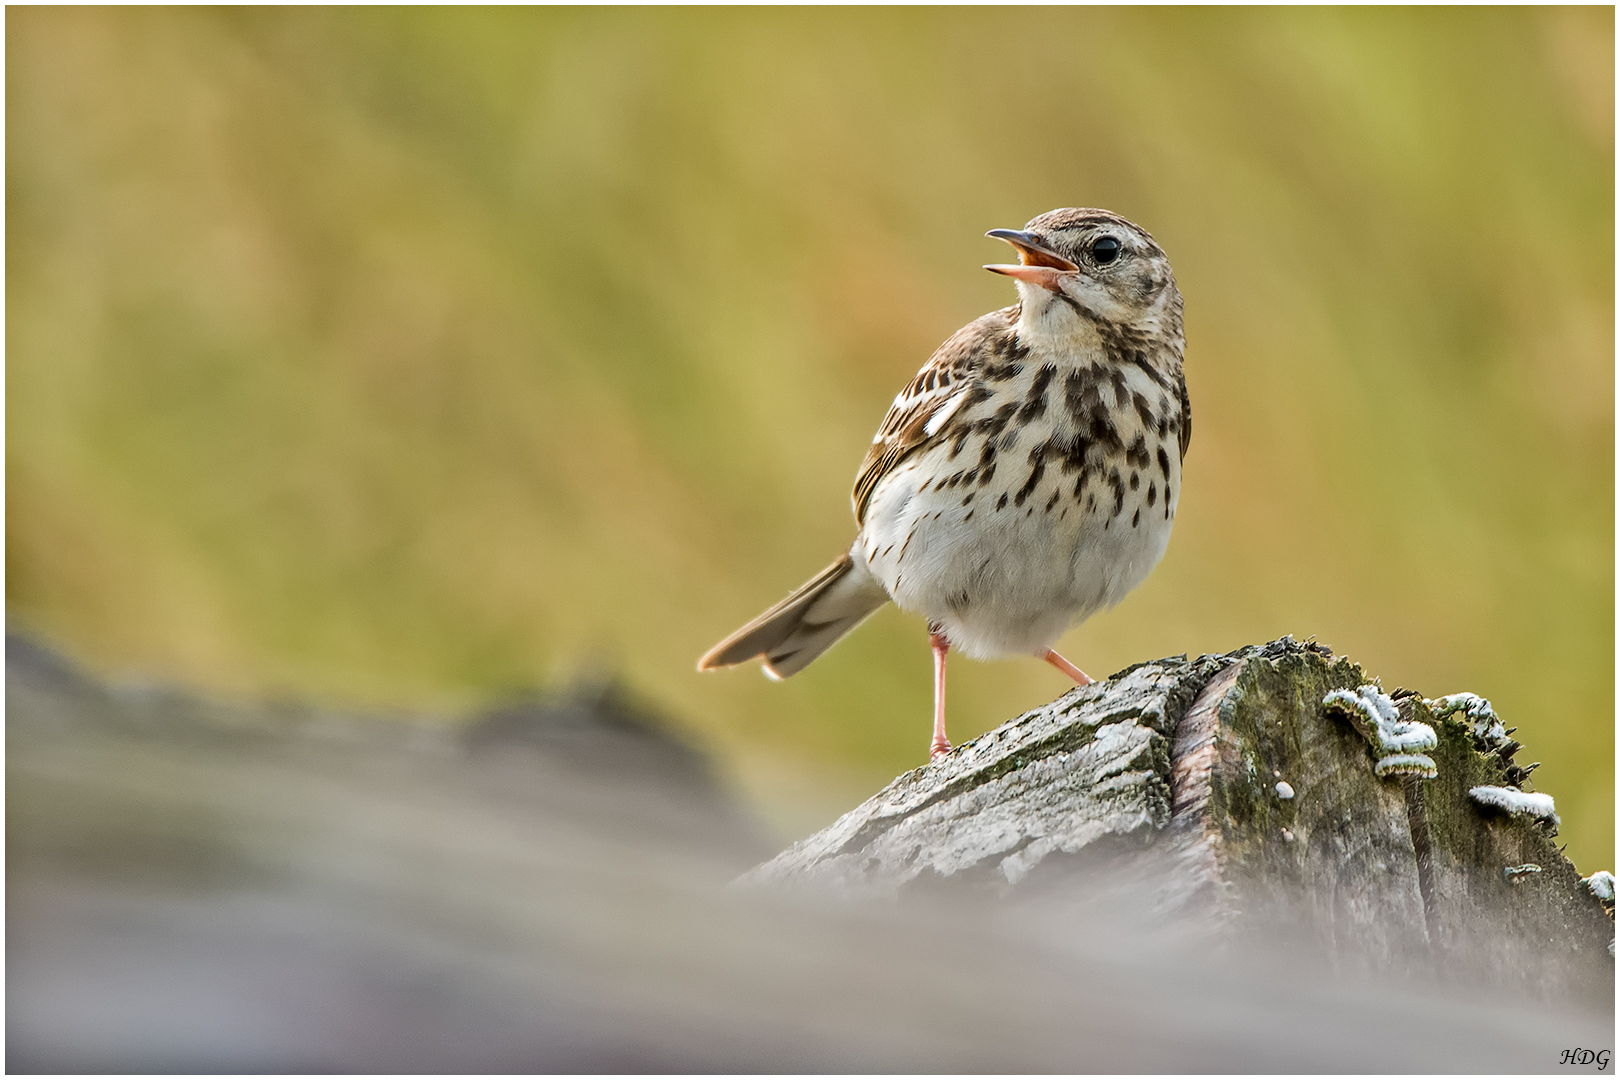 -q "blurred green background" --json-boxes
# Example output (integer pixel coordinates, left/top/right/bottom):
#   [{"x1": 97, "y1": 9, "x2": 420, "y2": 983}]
[{"x1": 7, "y1": 7, "x2": 1613, "y2": 865}]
